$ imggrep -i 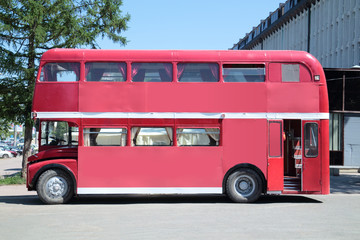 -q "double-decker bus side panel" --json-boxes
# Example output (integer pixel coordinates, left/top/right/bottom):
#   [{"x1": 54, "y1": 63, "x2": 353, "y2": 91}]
[{"x1": 222, "y1": 119, "x2": 268, "y2": 181}]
